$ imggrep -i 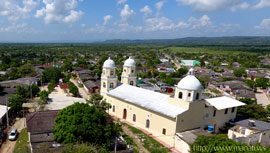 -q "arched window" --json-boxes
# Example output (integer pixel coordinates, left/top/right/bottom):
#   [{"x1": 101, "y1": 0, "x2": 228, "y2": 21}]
[
  {"x1": 196, "y1": 93, "x2": 200, "y2": 100},
  {"x1": 103, "y1": 82, "x2": 106, "y2": 88},
  {"x1": 110, "y1": 70, "x2": 114, "y2": 75},
  {"x1": 112, "y1": 105, "x2": 115, "y2": 112},
  {"x1": 130, "y1": 81, "x2": 134, "y2": 86},
  {"x1": 188, "y1": 93, "x2": 191, "y2": 97},
  {"x1": 178, "y1": 92, "x2": 183, "y2": 99},
  {"x1": 146, "y1": 119, "x2": 150, "y2": 128},
  {"x1": 131, "y1": 69, "x2": 134, "y2": 73},
  {"x1": 110, "y1": 83, "x2": 114, "y2": 89},
  {"x1": 103, "y1": 70, "x2": 105, "y2": 75},
  {"x1": 133, "y1": 114, "x2": 136, "y2": 122},
  {"x1": 124, "y1": 69, "x2": 126, "y2": 72}
]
